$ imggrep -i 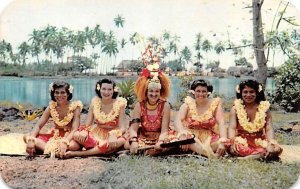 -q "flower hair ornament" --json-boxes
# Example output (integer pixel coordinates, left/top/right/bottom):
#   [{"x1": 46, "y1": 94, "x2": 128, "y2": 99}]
[
  {"x1": 236, "y1": 83, "x2": 263, "y2": 94},
  {"x1": 258, "y1": 85, "x2": 263, "y2": 92},
  {"x1": 236, "y1": 85, "x2": 240, "y2": 93},
  {"x1": 141, "y1": 44, "x2": 161, "y2": 66},
  {"x1": 96, "y1": 84, "x2": 101, "y2": 91},
  {"x1": 114, "y1": 86, "x2": 119, "y2": 92},
  {"x1": 140, "y1": 44, "x2": 164, "y2": 90},
  {"x1": 49, "y1": 83, "x2": 54, "y2": 92},
  {"x1": 49, "y1": 82, "x2": 74, "y2": 94},
  {"x1": 68, "y1": 85, "x2": 74, "y2": 94}
]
